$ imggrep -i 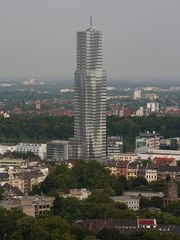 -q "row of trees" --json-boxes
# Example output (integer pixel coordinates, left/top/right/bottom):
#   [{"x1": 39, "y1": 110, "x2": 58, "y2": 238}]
[{"x1": 1, "y1": 115, "x2": 180, "y2": 150}]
